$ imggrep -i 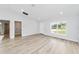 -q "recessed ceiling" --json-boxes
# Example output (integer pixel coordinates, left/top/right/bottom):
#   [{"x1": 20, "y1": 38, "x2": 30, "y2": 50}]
[{"x1": 0, "y1": 4, "x2": 79, "y2": 21}]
